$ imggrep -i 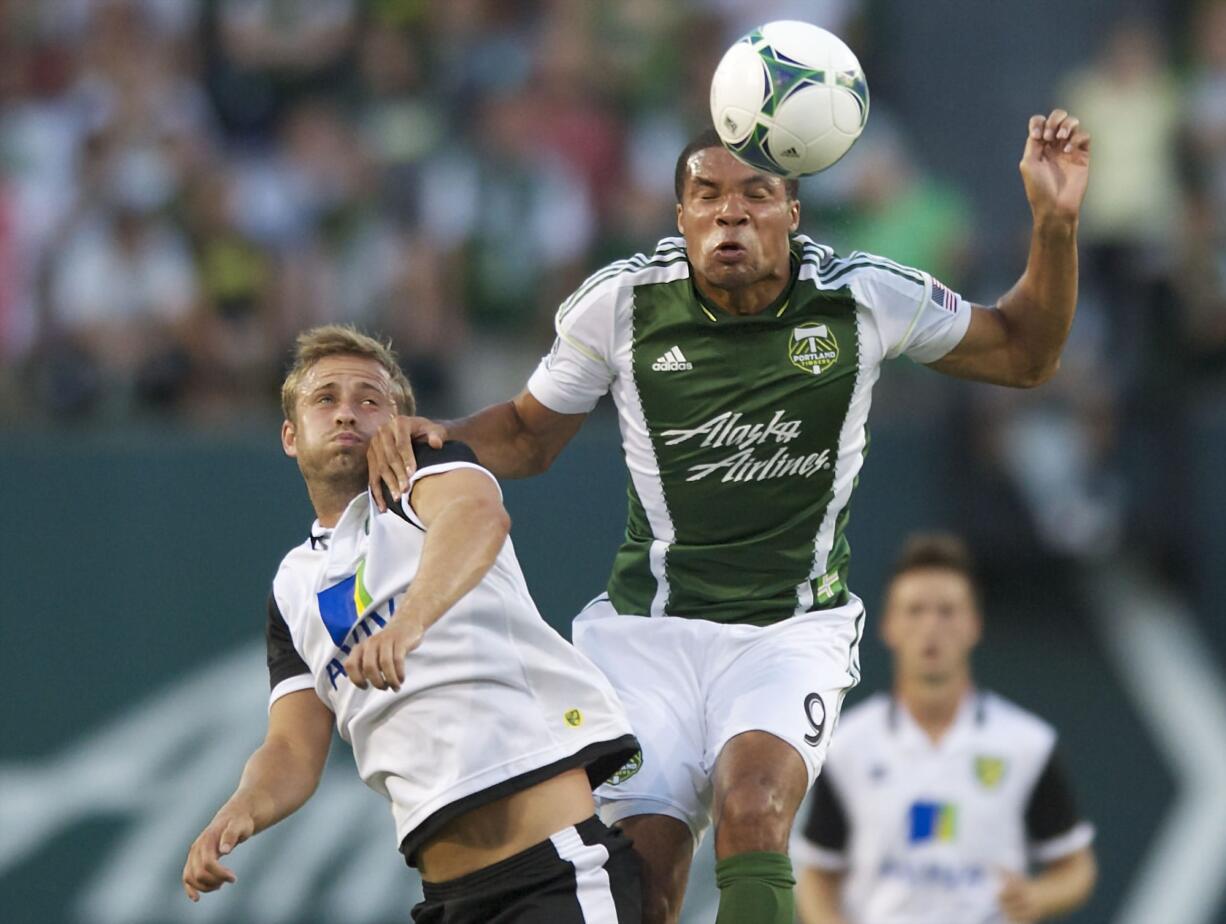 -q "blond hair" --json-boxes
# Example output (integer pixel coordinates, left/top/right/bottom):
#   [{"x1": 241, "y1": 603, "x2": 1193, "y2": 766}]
[{"x1": 281, "y1": 325, "x2": 415, "y2": 421}]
